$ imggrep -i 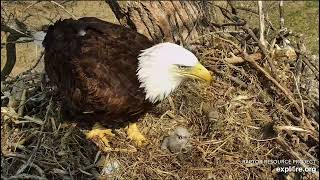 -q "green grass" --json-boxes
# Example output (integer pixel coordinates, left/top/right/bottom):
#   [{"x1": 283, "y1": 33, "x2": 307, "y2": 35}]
[
  {"x1": 285, "y1": 1, "x2": 319, "y2": 54},
  {"x1": 234, "y1": 1, "x2": 319, "y2": 55}
]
